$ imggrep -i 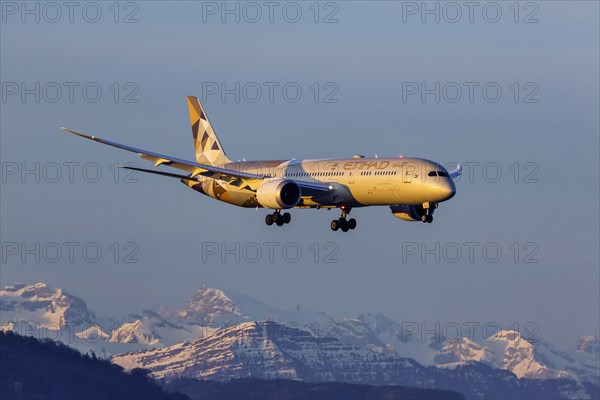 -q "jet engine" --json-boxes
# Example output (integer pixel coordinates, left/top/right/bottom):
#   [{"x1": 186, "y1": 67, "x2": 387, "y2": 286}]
[
  {"x1": 256, "y1": 179, "x2": 301, "y2": 209},
  {"x1": 390, "y1": 204, "x2": 434, "y2": 221}
]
